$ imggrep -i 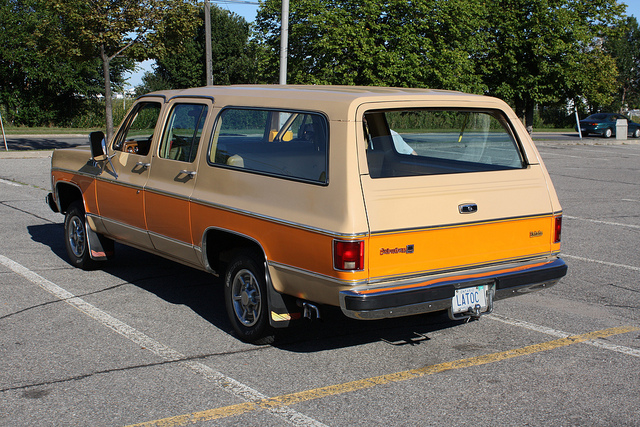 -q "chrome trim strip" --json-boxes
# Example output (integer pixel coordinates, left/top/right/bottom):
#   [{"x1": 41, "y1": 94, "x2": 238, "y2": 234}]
[
  {"x1": 145, "y1": 187, "x2": 191, "y2": 203},
  {"x1": 367, "y1": 252, "x2": 558, "y2": 284},
  {"x1": 89, "y1": 213, "x2": 146, "y2": 235},
  {"x1": 191, "y1": 198, "x2": 368, "y2": 239},
  {"x1": 267, "y1": 260, "x2": 368, "y2": 286},
  {"x1": 148, "y1": 230, "x2": 199, "y2": 251},
  {"x1": 371, "y1": 212, "x2": 563, "y2": 236}
]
